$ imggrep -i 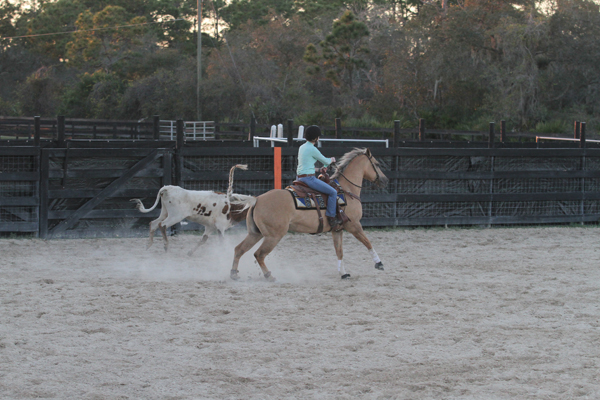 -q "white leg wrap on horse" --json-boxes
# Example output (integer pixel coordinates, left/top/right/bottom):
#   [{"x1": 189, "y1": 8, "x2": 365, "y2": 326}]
[
  {"x1": 337, "y1": 260, "x2": 346, "y2": 275},
  {"x1": 369, "y1": 248, "x2": 381, "y2": 263}
]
